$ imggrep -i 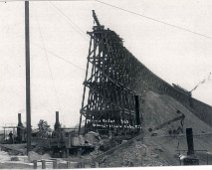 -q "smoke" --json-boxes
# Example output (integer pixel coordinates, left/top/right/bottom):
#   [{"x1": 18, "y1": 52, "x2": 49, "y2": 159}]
[{"x1": 190, "y1": 72, "x2": 211, "y2": 92}]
